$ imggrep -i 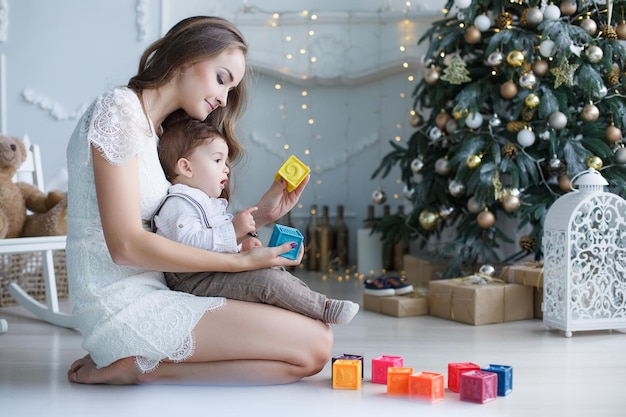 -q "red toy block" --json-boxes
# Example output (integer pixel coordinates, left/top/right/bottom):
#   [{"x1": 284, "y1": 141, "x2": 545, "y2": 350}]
[
  {"x1": 447, "y1": 362, "x2": 480, "y2": 392},
  {"x1": 409, "y1": 372, "x2": 445, "y2": 403},
  {"x1": 371, "y1": 355, "x2": 403, "y2": 384},
  {"x1": 332, "y1": 359, "x2": 362, "y2": 390},
  {"x1": 386, "y1": 367, "x2": 414, "y2": 396},
  {"x1": 459, "y1": 370, "x2": 498, "y2": 404}
]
